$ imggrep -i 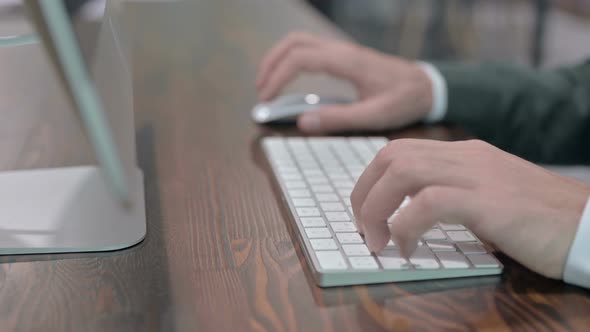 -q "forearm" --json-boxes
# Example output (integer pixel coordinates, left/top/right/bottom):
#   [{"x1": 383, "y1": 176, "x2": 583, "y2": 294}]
[{"x1": 435, "y1": 60, "x2": 590, "y2": 164}]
